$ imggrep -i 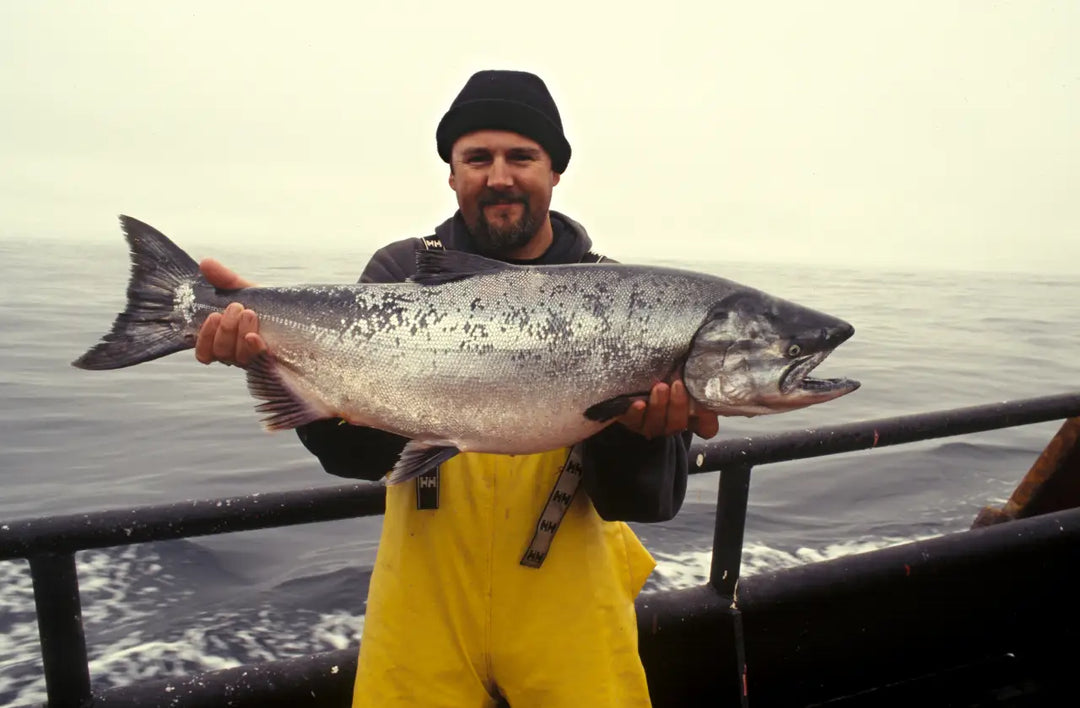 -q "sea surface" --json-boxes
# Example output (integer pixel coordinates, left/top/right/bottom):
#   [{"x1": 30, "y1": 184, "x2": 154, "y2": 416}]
[{"x1": 1, "y1": 234, "x2": 1078, "y2": 705}]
